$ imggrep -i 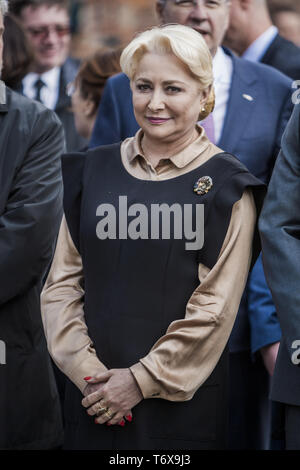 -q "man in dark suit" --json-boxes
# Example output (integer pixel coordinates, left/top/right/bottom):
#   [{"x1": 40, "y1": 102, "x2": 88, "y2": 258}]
[
  {"x1": 271, "y1": 4, "x2": 300, "y2": 48},
  {"x1": 259, "y1": 103, "x2": 300, "y2": 450},
  {"x1": 224, "y1": 0, "x2": 300, "y2": 80},
  {"x1": 10, "y1": 0, "x2": 87, "y2": 151},
  {"x1": 89, "y1": 0, "x2": 293, "y2": 449},
  {"x1": 0, "y1": 0, "x2": 64, "y2": 448}
]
